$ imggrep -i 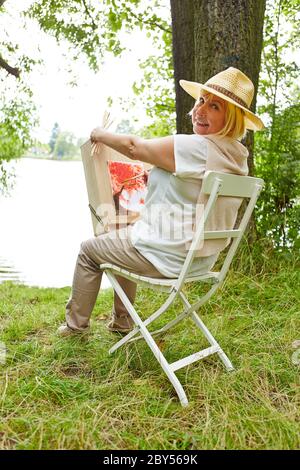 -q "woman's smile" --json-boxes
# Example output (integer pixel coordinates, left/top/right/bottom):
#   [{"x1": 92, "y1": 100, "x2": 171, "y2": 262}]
[{"x1": 195, "y1": 120, "x2": 209, "y2": 128}]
